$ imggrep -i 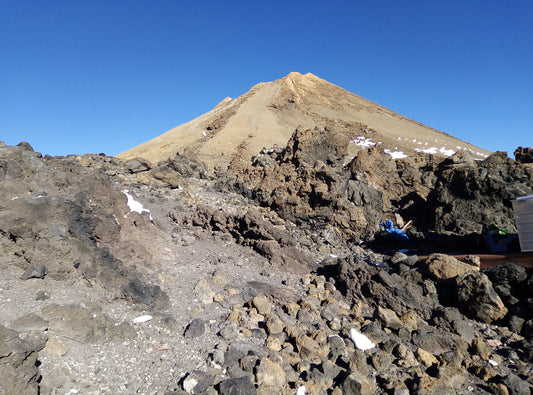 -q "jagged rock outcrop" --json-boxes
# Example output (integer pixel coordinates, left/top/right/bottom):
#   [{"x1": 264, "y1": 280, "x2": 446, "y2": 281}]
[
  {"x1": 219, "y1": 128, "x2": 533, "y2": 253},
  {"x1": 0, "y1": 324, "x2": 47, "y2": 394}
]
